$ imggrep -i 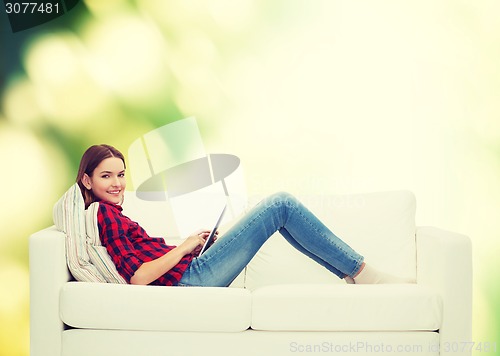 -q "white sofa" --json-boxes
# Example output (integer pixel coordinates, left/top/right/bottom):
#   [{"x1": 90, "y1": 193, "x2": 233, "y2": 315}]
[{"x1": 30, "y1": 191, "x2": 472, "y2": 356}]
